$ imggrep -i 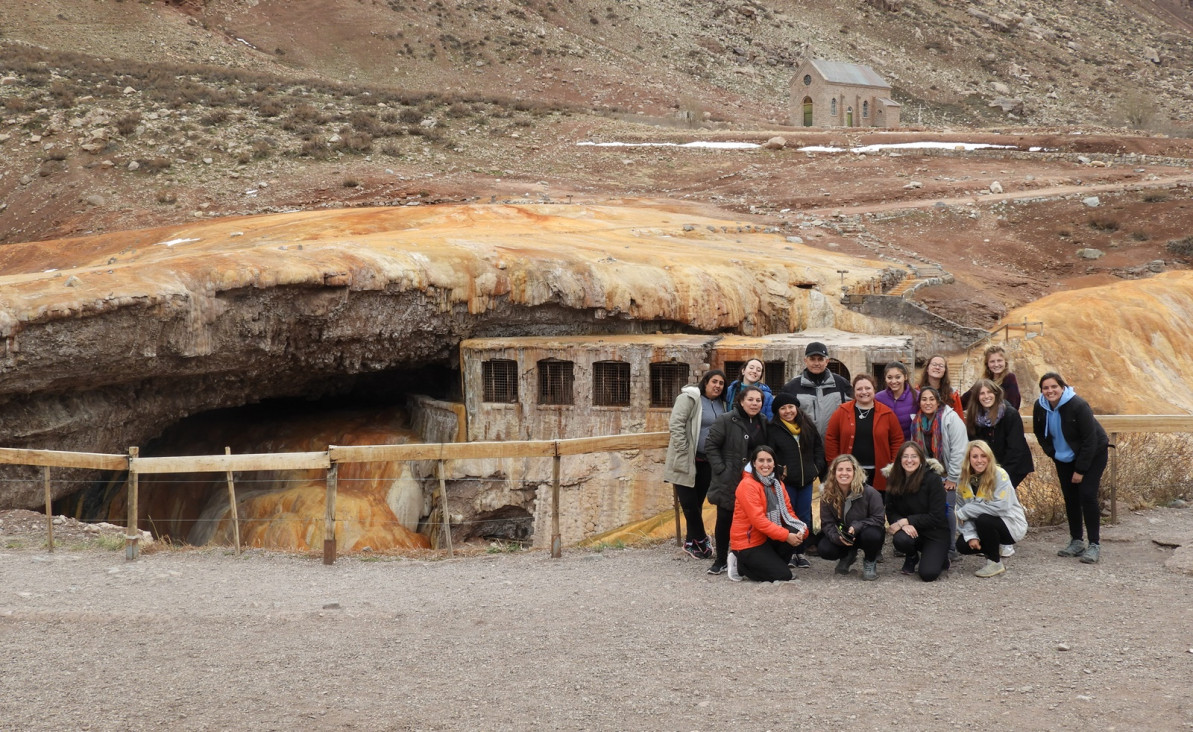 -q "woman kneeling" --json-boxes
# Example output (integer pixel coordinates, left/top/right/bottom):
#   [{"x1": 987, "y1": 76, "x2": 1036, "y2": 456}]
[
  {"x1": 818, "y1": 454, "x2": 886, "y2": 580},
  {"x1": 884, "y1": 441, "x2": 950, "y2": 582},
  {"x1": 954, "y1": 440, "x2": 1028, "y2": 578},
  {"x1": 729, "y1": 446, "x2": 809, "y2": 582}
]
